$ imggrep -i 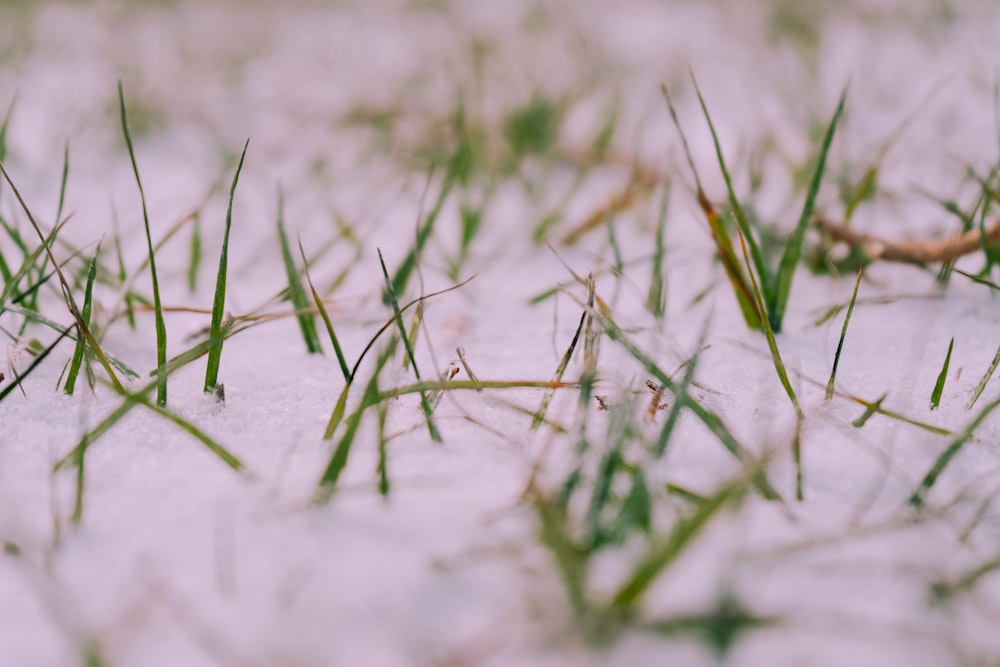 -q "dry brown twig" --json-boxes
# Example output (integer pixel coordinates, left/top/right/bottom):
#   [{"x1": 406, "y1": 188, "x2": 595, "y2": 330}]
[{"x1": 817, "y1": 216, "x2": 1000, "y2": 264}]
